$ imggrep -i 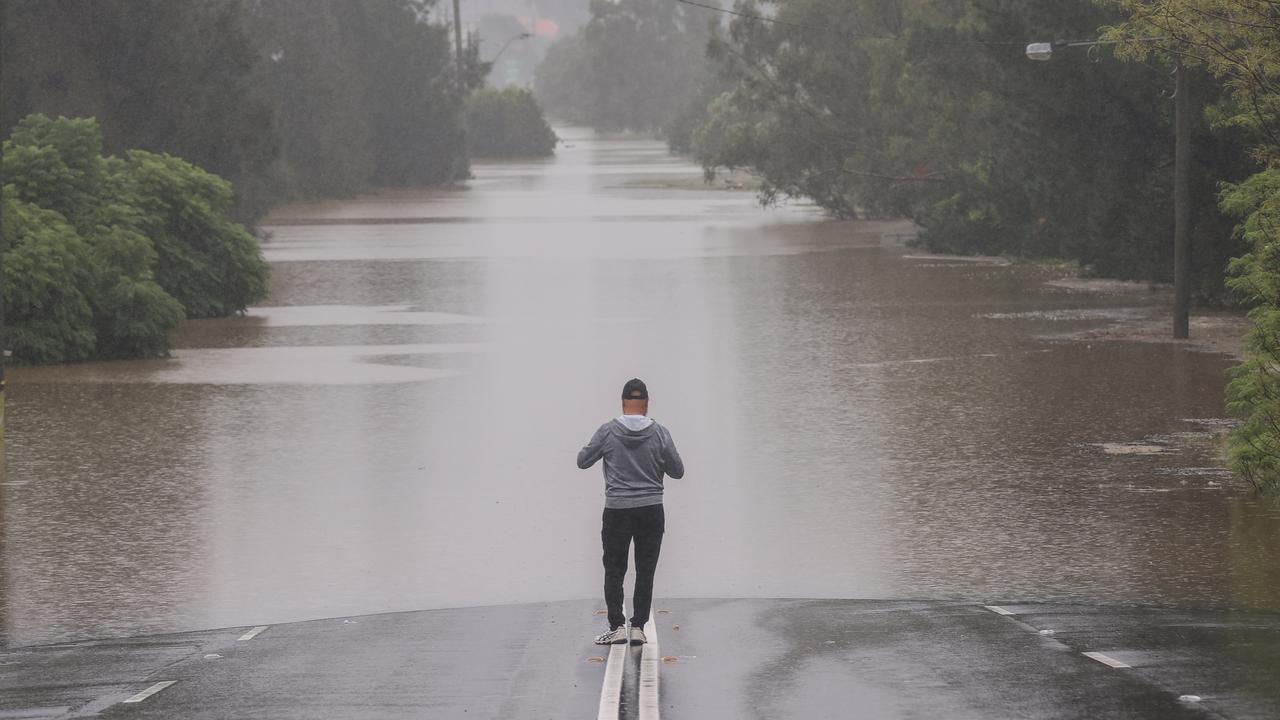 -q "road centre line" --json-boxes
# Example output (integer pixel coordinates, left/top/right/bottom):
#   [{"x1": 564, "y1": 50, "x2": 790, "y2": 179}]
[
  {"x1": 1082, "y1": 651, "x2": 1131, "y2": 669},
  {"x1": 238, "y1": 625, "x2": 269, "y2": 641},
  {"x1": 123, "y1": 681, "x2": 176, "y2": 704},
  {"x1": 638, "y1": 620, "x2": 660, "y2": 720},
  {"x1": 597, "y1": 642, "x2": 626, "y2": 720},
  {"x1": 983, "y1": 605, "x2": 1015, "y2": 616}
]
